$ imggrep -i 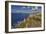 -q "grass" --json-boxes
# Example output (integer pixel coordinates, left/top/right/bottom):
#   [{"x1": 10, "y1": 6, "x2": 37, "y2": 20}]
[{"x1": 16, "y1": 13, "x2": 41, "y2": 28}]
